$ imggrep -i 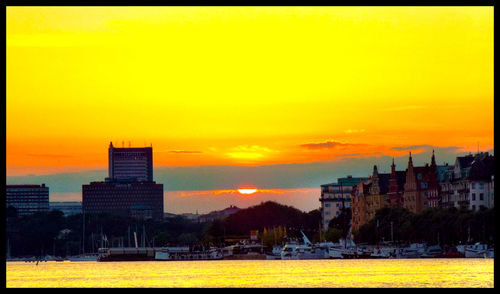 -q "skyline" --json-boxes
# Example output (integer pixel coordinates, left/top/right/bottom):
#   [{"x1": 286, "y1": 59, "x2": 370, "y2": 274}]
[
  {"x1": 7, "y1": 7, "x2": 493, "y2": 179},
  {"x1": 6, "y1": 146, "x2": 493, "y2": 213}
]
